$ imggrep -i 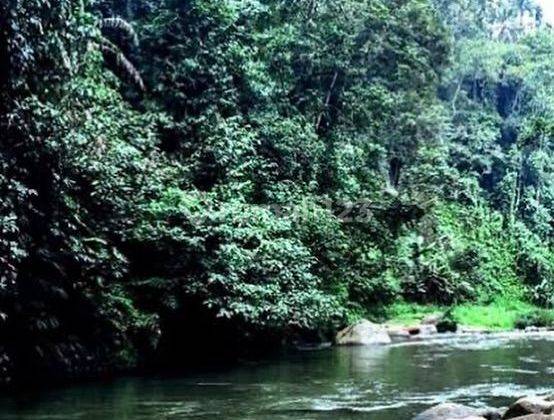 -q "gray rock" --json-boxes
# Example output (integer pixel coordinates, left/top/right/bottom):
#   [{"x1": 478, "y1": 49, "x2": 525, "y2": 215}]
[
  {"x1": 455, "y1": 417, "x2": 487, "y2": 420},
  {"x1": 404, "y1": 324, "x2": 439, "y2": 337},
  {"x1": 387, "y1": 327, "x2": 412, "y2": 341},
  {"x1": 482, "y1": 408, "x2": 504, "y2": 420},
  {"x1": 507, "y1": 415, "x2": 554, "y2": 420},
  {"x1": 414, "y1": 403, "x2": 483, "y2": 420},
  {"x1": 408, "y1": 326, "x2": 422, "y2": 335},
  {"x1": 419, "y1": 324, "x2": 439, "y2": 336},
  {"x1": 335, "y1": 320, "x2": 391, "y2": 346},
  {"x1": 525, "y1": 326, "x2": 541, "y2": 333},
  {"x1": 503, "y1": 396, "x2": 554, "y2": 419},
  {"x1": 423, "y1": 314, "x2": 443, "y2": 325}
]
